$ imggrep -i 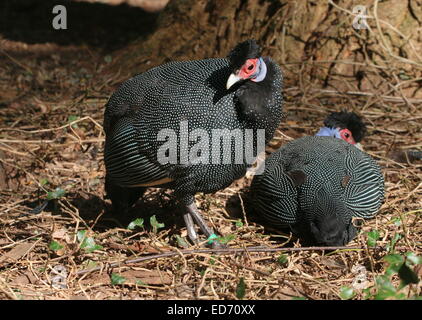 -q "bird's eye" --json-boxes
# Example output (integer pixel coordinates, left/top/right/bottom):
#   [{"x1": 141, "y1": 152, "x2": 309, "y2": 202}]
[
  {"x1": 240, "y1": 58, "x2": 258, "y2": 77},
  {"x1": 339, "y1": 129, "x2": 355, "y2": 144}
]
